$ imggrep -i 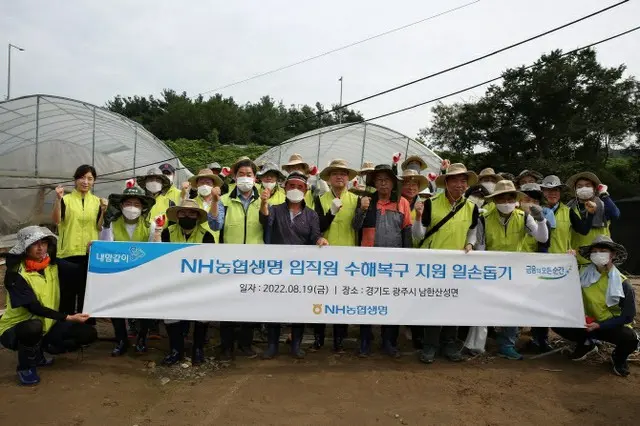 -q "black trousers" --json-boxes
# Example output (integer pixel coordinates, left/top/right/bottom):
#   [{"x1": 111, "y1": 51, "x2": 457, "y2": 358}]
[
  {"x1": 166, "y1": 321, "x2": 208, "y2": 354},
  {"x1": 59, "y1": 255, "x2": 89, "y2": 316},
  {"x1": 111, "y1": 318, "x2": 152, "y2": 342},
  {"x1": 0, "y1": 319, "x2": 97, "y2": 369},
  {"x1": 220, "y1": 322, "x2": 254, "y2": 351},
  {"x1": 553, "y1": 326, "x2": 639, "y2": 359}
]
